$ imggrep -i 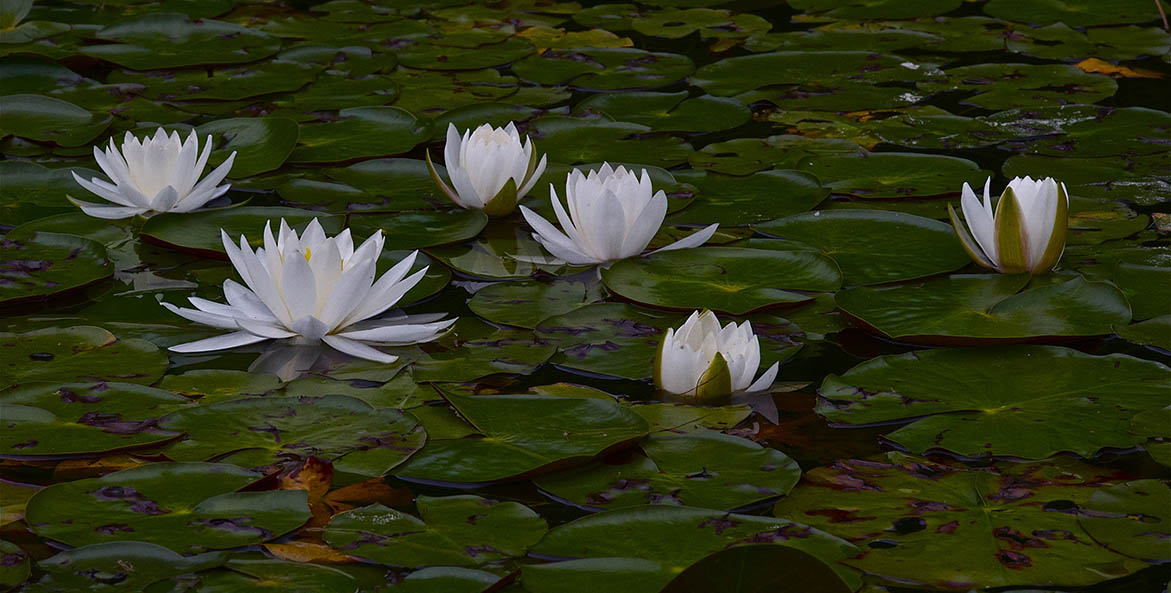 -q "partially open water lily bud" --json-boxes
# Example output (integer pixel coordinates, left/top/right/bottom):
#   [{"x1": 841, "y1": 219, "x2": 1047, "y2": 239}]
[
  {"x1": 948, "y1": 176, "x2": 1069, "y2": 274},
  {"x1": 71, "y1": 128, "x2": 236, "y2": 219},
  {"x1": 163, "y1": 218, "x2": 455, "y2": 363},
  {"x1": 655, "y1": 310, "x2": 779, "y2": 401},
  {"x1": 427, "y1": 122, "x2": 547, "y2": 216}
]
